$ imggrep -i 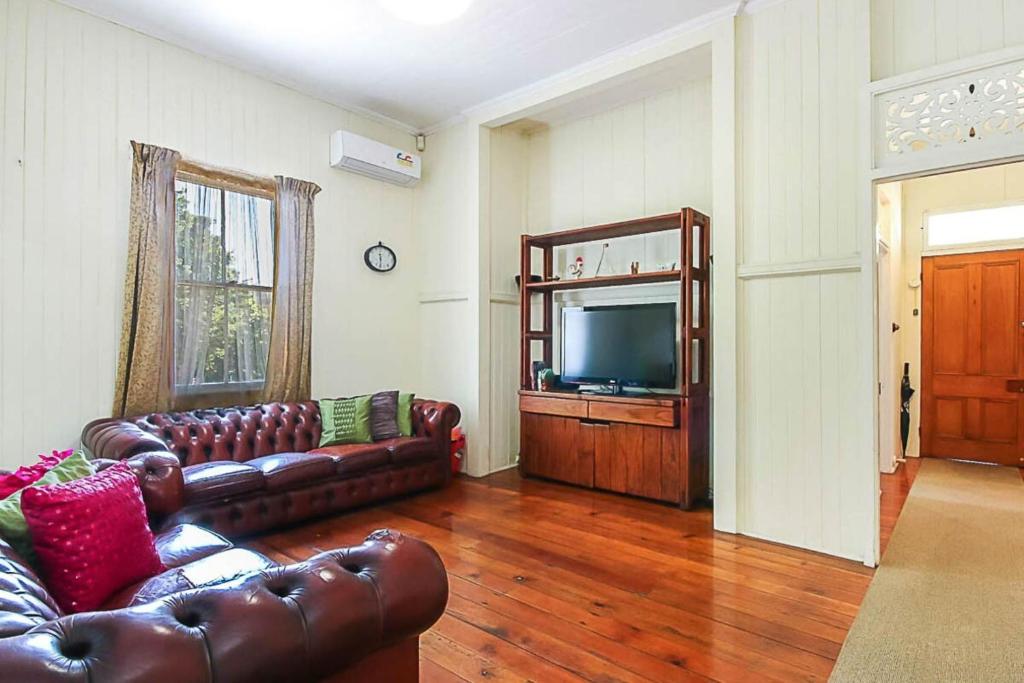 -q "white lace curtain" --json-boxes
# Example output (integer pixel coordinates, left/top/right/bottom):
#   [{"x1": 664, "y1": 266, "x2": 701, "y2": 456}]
[{"x1": 173, "y1": 181, "x2": 273, "y2": 391}]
